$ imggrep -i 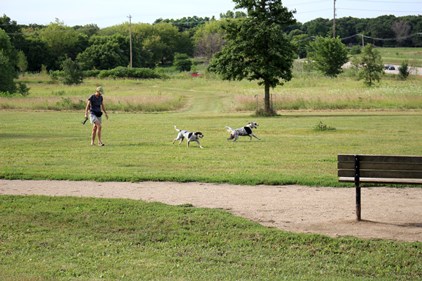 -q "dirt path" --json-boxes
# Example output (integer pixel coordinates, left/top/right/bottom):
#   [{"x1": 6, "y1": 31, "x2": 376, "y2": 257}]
[{"x1": 0, "y1": 180, "x2": 421, "y2": 242}]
